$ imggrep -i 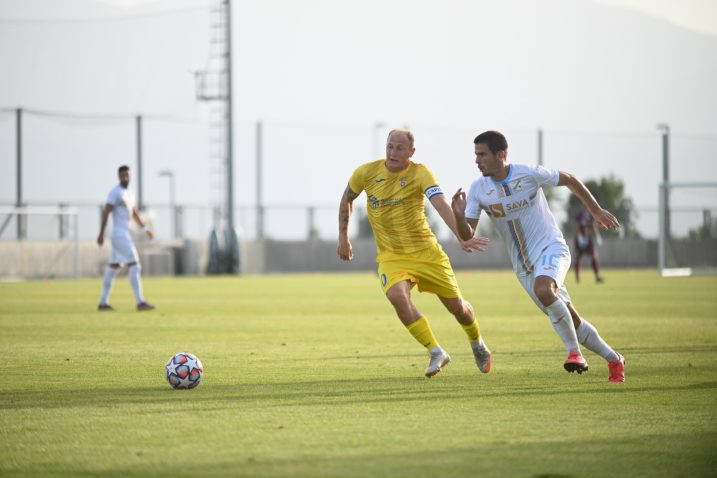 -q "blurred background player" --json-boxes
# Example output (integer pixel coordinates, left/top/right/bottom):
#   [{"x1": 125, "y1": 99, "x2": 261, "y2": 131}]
[
  {"x1": 574, "y1": 208, "x2": 604, "y2": 283},
  {"x1": 338, "y1": 128, "x2": 492, "y2": 378},
  {"x1": 452, "y1": 130, "x2": 625, "y2": 382},
  {"x1": 97, "y1": 165, "x2": 155, "y2": 311}
]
